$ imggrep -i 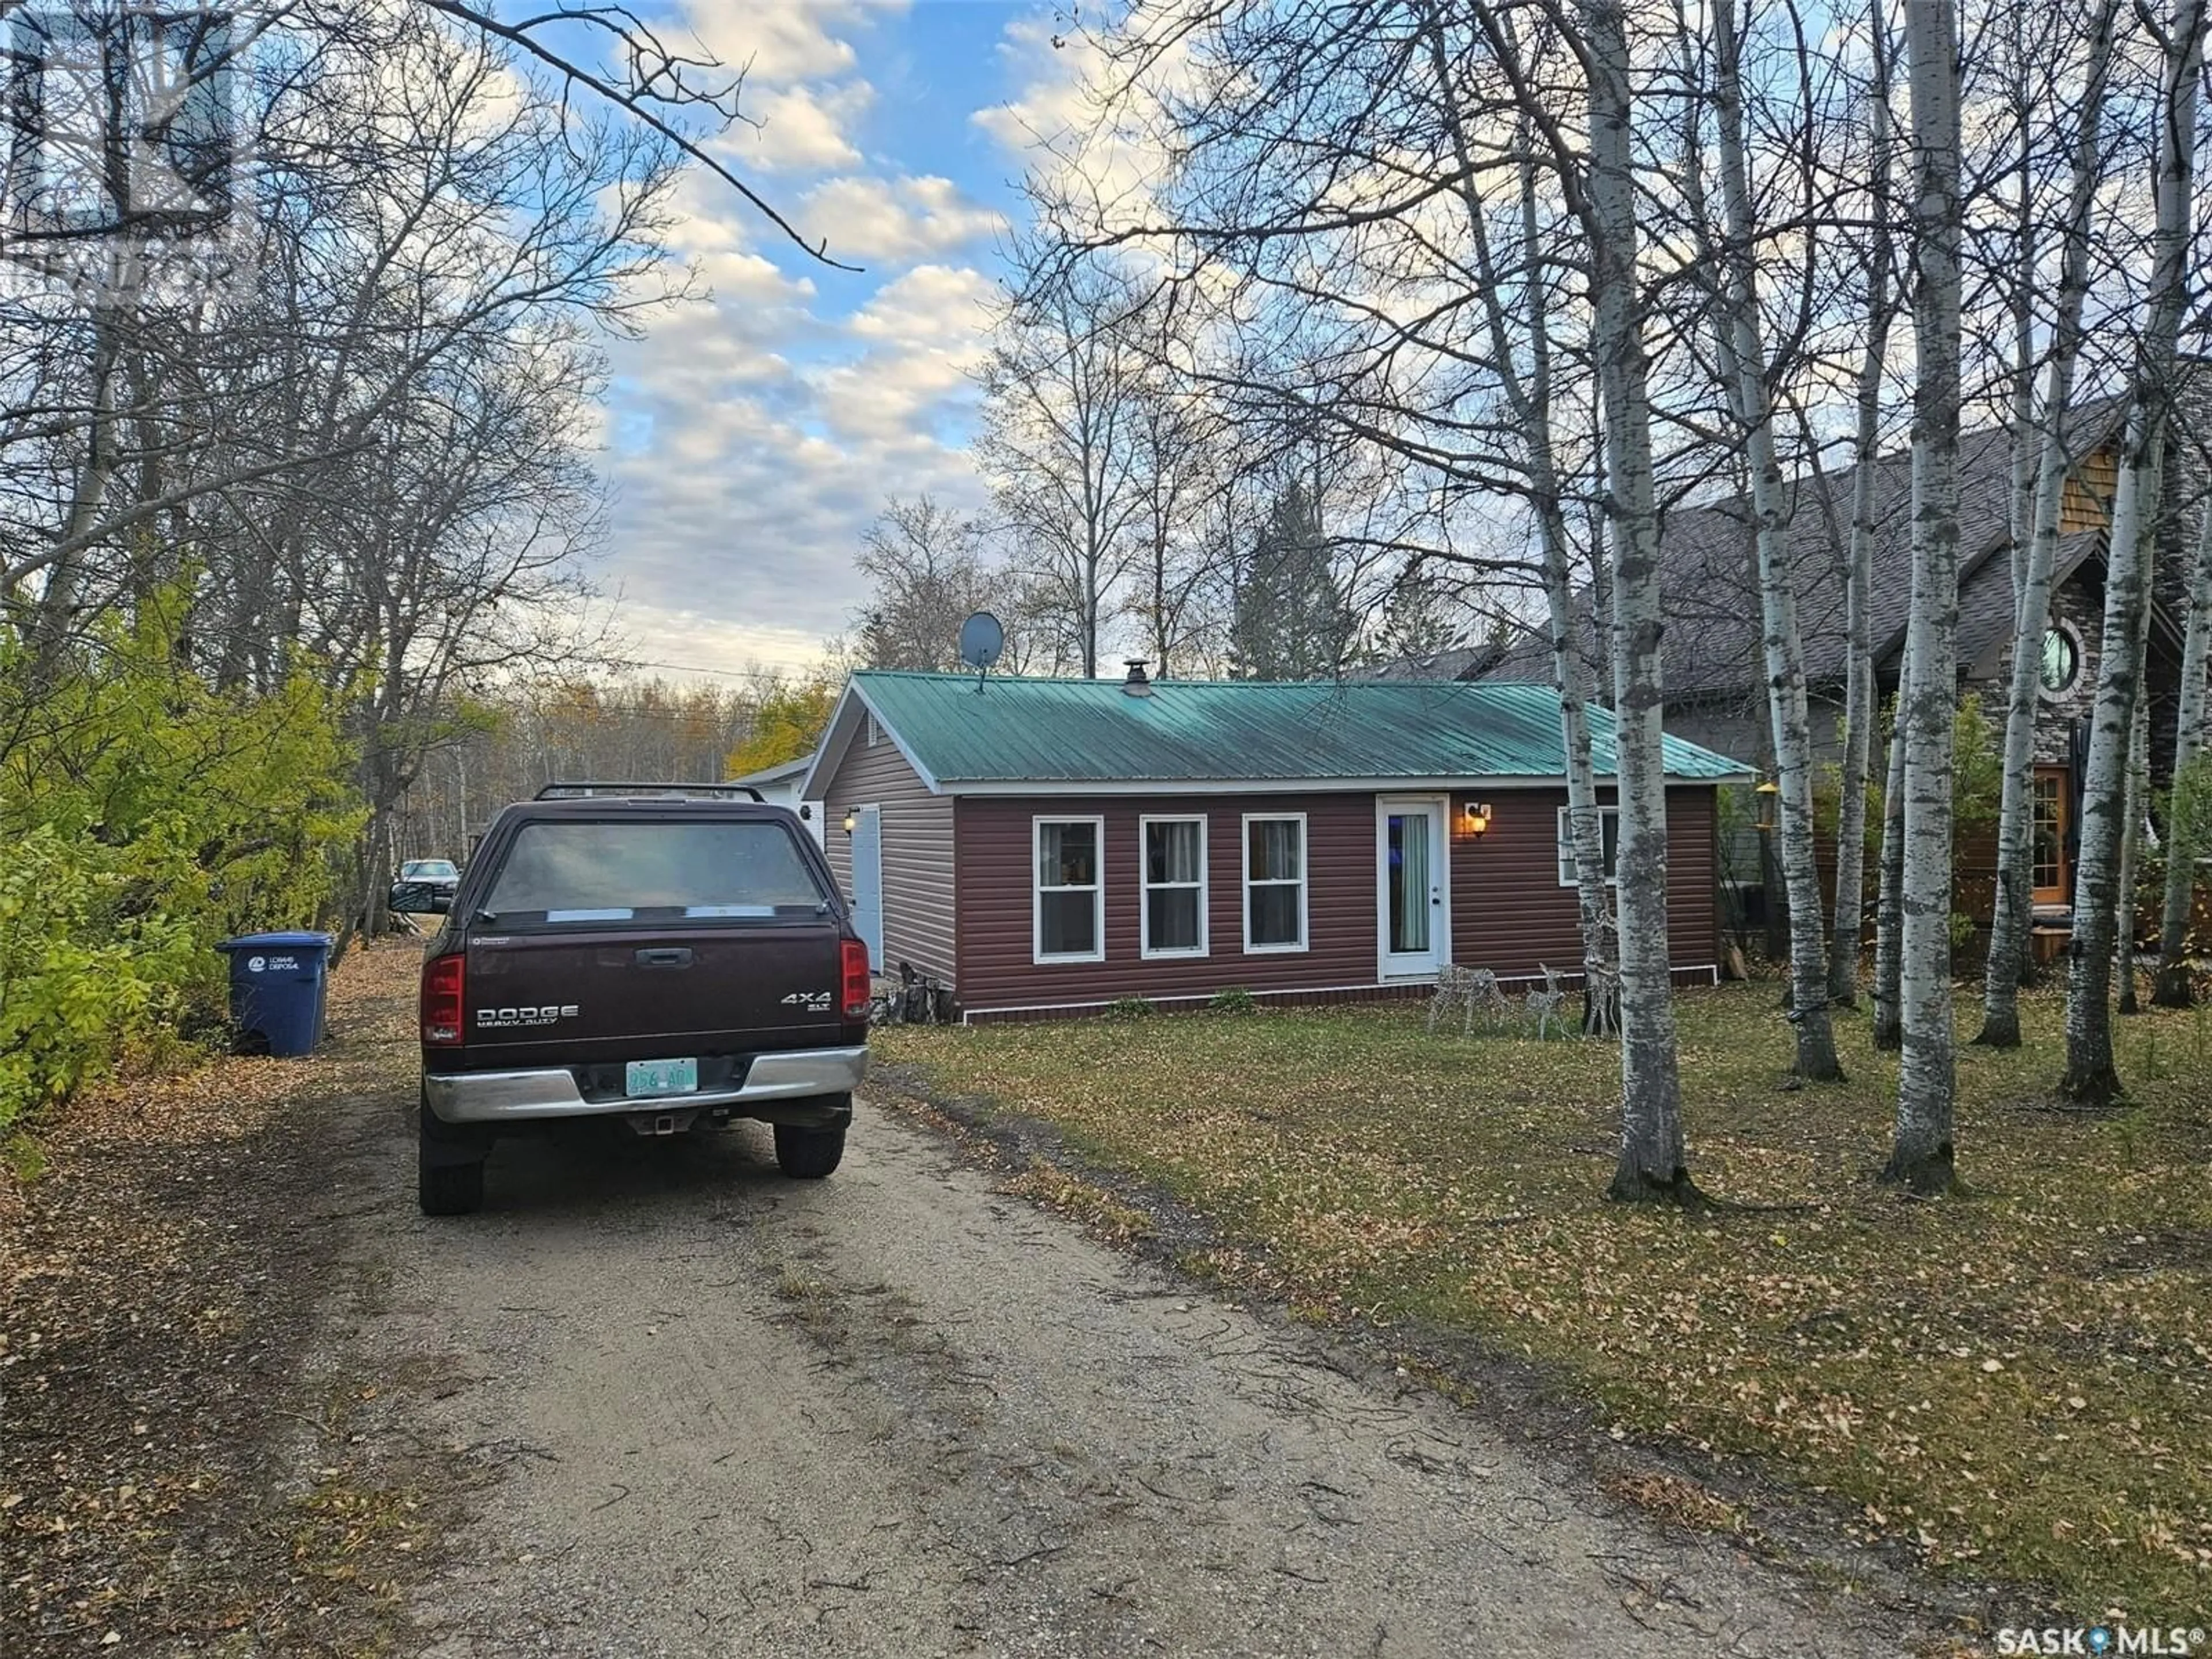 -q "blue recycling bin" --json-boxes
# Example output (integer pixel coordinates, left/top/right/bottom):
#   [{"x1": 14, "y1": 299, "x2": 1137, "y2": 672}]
[{"x1": 216, "y1": 931, "x2": 334, "y2": 1056}]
